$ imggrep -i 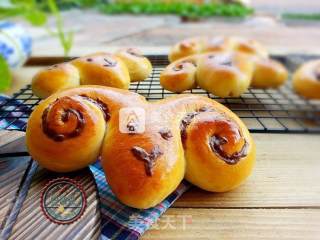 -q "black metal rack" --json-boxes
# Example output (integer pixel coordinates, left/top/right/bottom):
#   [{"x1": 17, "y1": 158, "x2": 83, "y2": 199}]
[{"x1": 1, "y1": 55, "x2": 320, "y2": 133}]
